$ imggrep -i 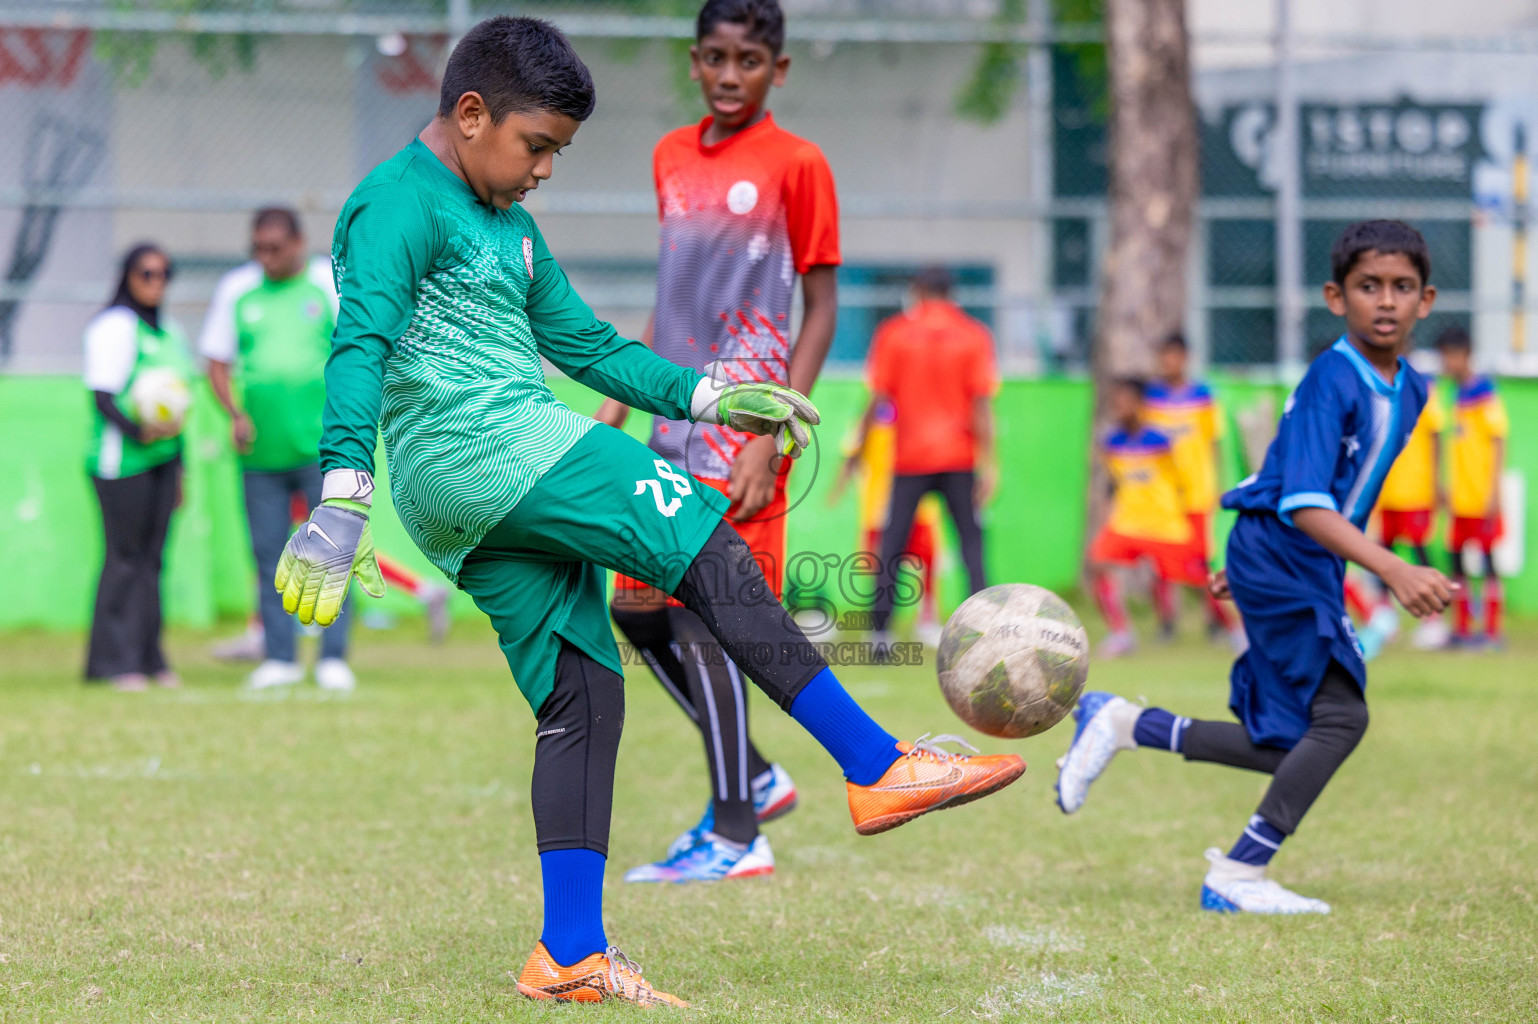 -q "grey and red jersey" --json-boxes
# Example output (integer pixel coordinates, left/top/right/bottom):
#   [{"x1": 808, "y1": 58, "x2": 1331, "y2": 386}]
[{"x1": 648, "y1": 113, "x2": 840, "y2": 480}]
